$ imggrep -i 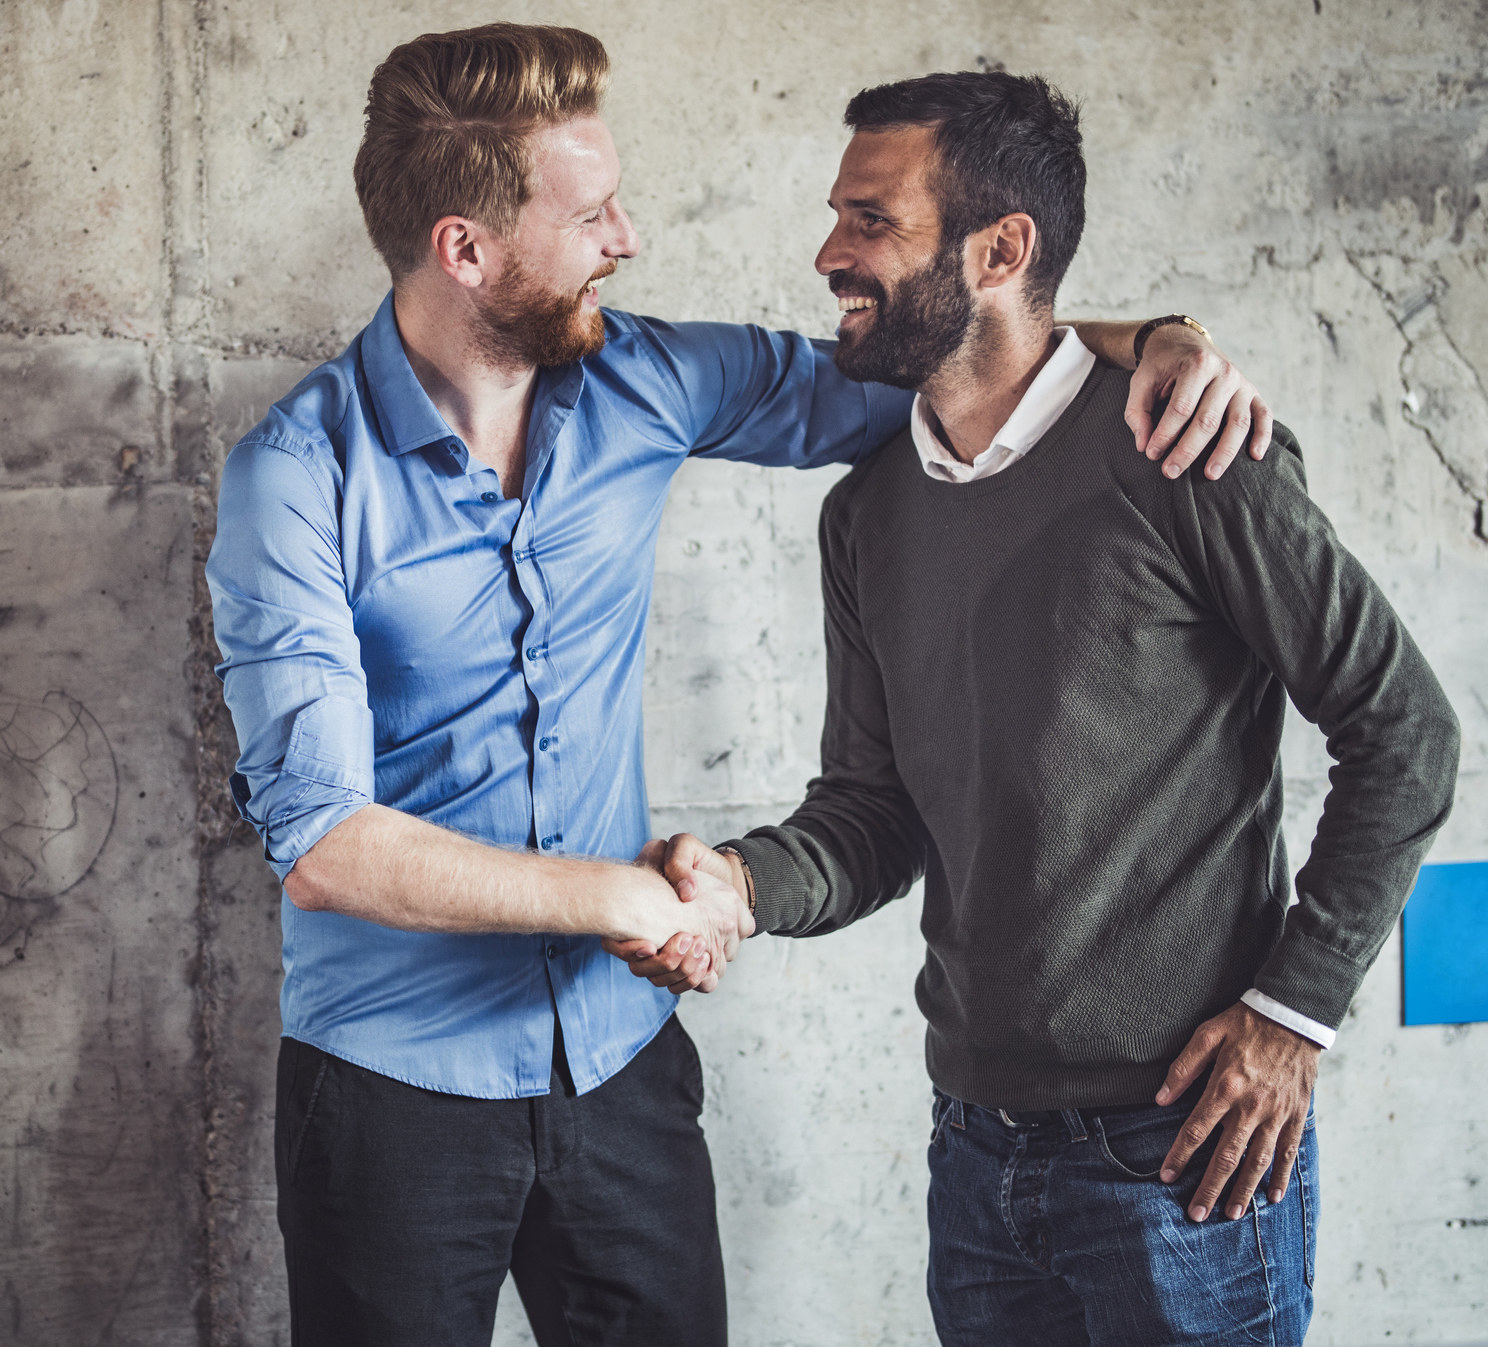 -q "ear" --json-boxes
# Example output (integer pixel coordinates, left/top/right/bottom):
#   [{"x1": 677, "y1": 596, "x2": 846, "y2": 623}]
[
  {"x1": 967, "y1": 213, "x2": 1038, "y2": 293},
  {"x1": 429, "y1": 215, "x2": 505, "y2": 290}
]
